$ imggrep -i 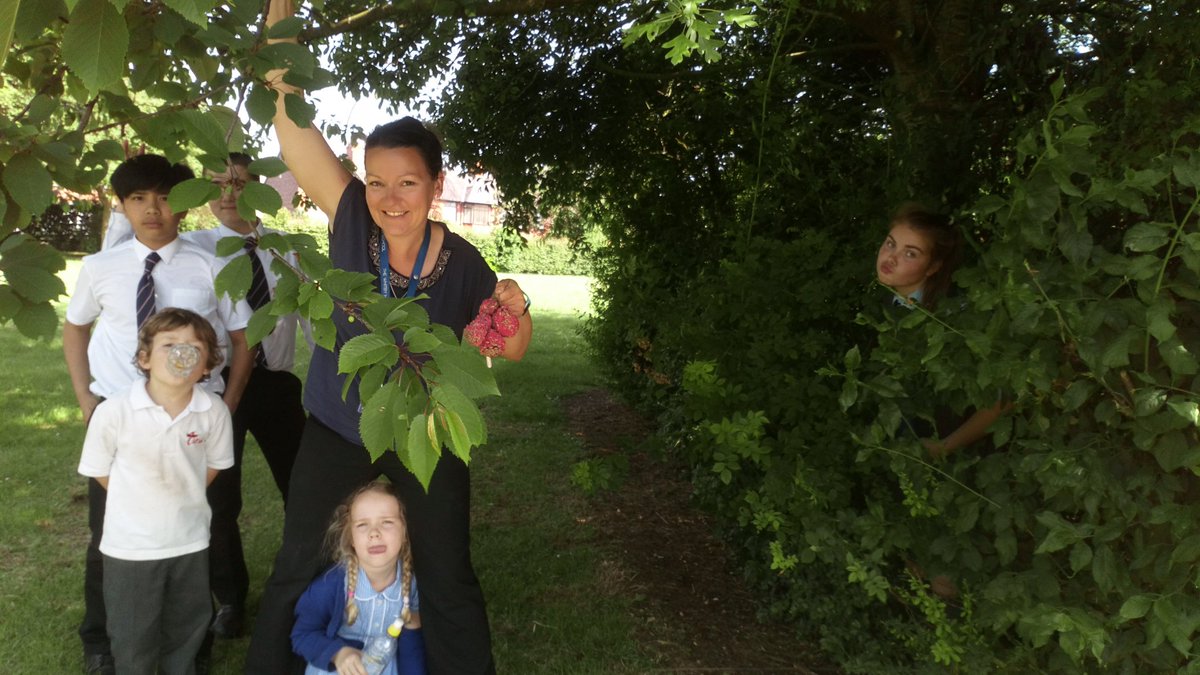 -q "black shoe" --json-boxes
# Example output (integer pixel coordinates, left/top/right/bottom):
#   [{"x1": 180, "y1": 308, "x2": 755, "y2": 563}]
[
  {"x1": 83, "y1": 654, "x2": 115, "y2": 675},
  {"x1": 210, "y1": 603, "x2": 245, "y2": 639}
]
